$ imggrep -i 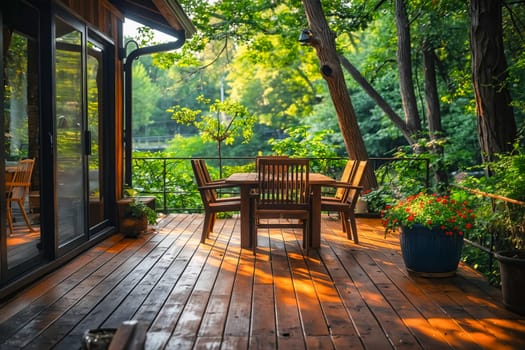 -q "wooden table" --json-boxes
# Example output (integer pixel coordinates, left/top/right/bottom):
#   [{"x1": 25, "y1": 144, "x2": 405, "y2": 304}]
[
  {"x1": 225, "y1": 172, "x2": 336, "y2": 249},
  {"x1": 5, "y1": 166, "x2": 18, "y2": 182}
]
